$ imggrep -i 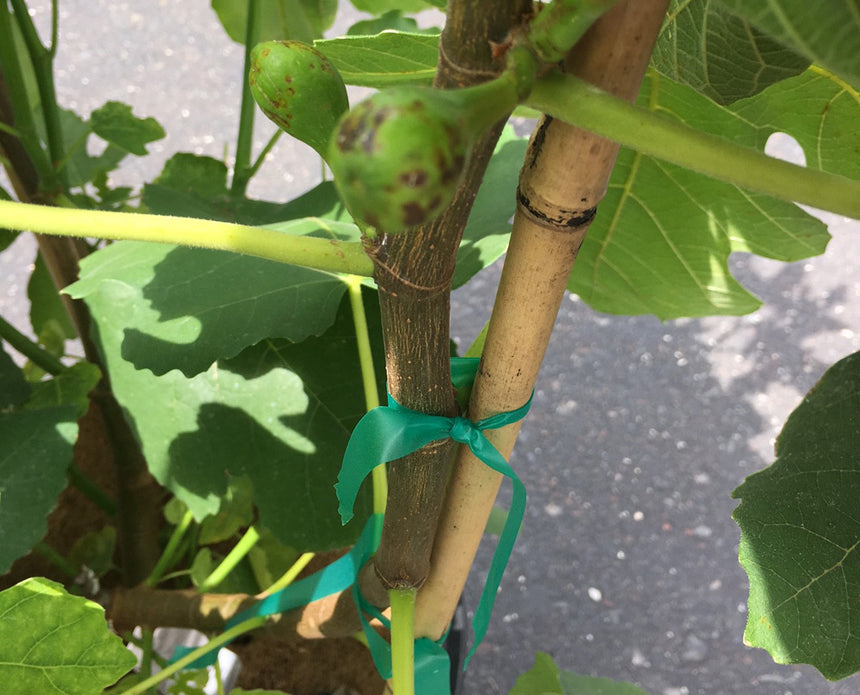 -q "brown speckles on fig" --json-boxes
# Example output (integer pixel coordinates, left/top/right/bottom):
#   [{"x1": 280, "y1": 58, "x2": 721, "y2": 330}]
[
  {"x1": 400, "y1": 170, "x2": 428, "y2": 188},
  {"x1": 328, "y1": 86, "x2": 472, "y2": 233},
  {"x1": 249, "y1": 40, "x2": 348, "y2": 158}
]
